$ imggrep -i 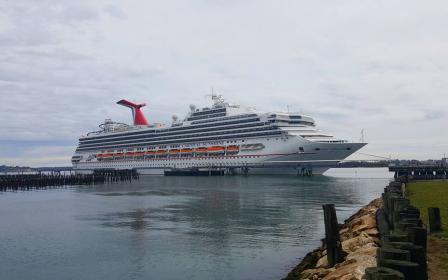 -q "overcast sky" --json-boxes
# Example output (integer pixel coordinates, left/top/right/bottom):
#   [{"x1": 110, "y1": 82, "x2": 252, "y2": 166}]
[{"x1": 1, "y1": 0, "x2": 447, "y2": 166}]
